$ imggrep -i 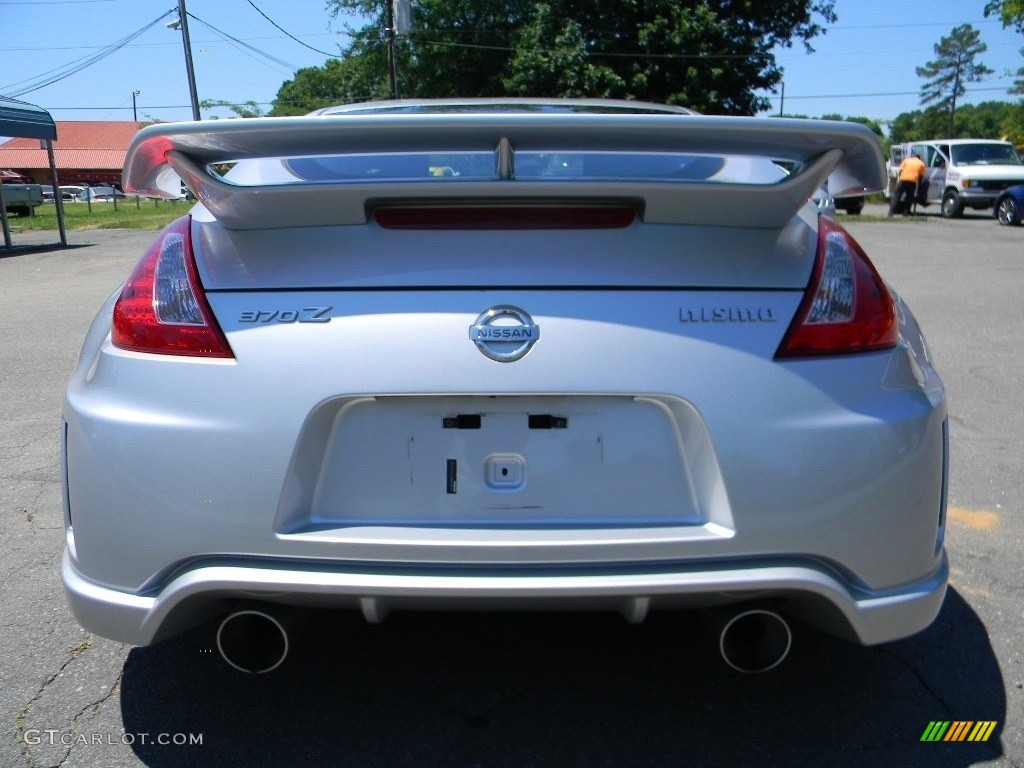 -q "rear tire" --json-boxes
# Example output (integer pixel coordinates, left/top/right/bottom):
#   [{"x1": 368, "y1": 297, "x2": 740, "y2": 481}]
[
  {"x1": 940, "y1": 190, "x2": 963, "y2": 219},
  {"x1": 996, "y1": 197, "x2": 1021, "y2": 226}
]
